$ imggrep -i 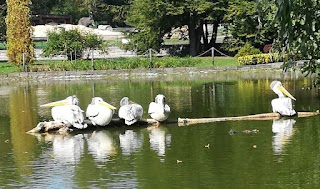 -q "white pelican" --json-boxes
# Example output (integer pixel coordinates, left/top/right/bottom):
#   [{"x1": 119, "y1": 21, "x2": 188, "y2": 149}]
[
  {"x1": 118, "y1": 97, "x2": 143, "y2": 125},
  {"x1": 86, "y1": 97, "x2": 117, "y2": 126},
  {"x1": 148, "y1": 94, "x2": 171, "y2": 122},
  {"x1": 270, "y1": 80, "x2": 296, "y2": 116},
  {"x1": 40, "y1": 95, "x2": 87, "y2": 129}
]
